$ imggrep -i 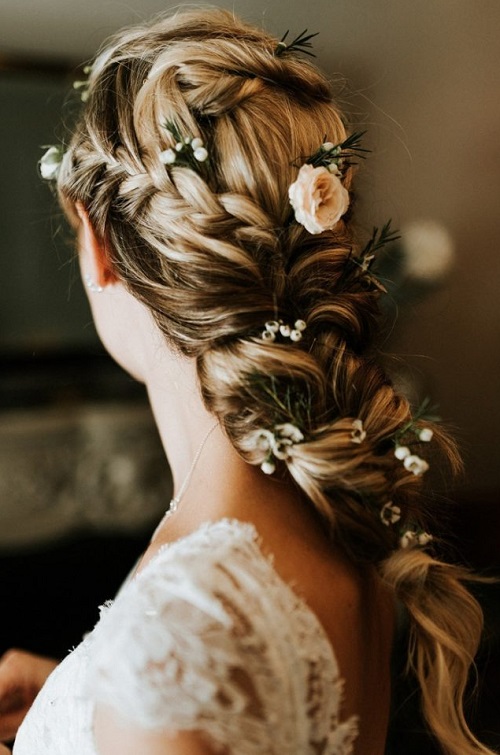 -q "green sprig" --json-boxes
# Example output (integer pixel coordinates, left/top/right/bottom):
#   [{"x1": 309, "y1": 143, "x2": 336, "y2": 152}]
[
  {"x1": 294, "y1": 130, "x2": 370, "y2": 174},
  {"x1": 393, "y1": 397, "x2": 441, "y2": 446},
  {"x1": 274, "y1": 29, "x2": 319, "y2": 57}
]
